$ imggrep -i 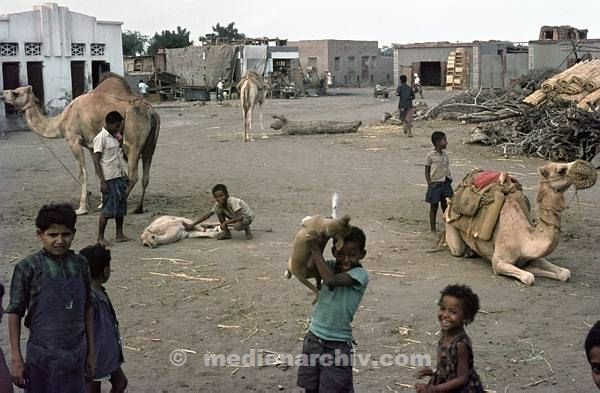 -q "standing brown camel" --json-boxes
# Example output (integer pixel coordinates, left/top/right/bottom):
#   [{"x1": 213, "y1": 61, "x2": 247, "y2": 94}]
[
  {"x1": 2, "y1": 73, "x2": 160, "y2": 214},
  {"x1": 237, "y1": 71, "x2": 268, "y2": 142},
  {"x1": 445, "y1": 160, "x2": 597, "y2": 285}
]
